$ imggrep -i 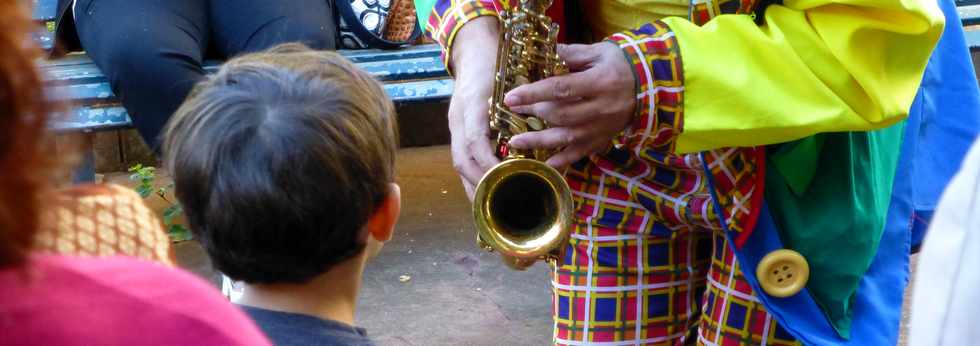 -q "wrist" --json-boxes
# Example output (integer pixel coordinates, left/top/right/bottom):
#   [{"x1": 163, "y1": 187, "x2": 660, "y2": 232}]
[{"x1": 451, "y1": 17, "x2": 500, "y2": 80}]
